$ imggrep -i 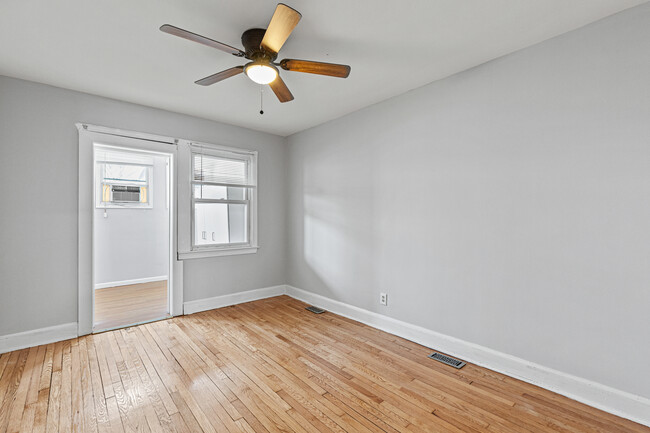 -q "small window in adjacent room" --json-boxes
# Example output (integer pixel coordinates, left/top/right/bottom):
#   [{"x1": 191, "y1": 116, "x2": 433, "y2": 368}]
[
  {"x1": 190, "y1": 145, "x2": 257, "y2": 253},
  {"x1": 95, "y1": 148, "x2": 153, "y2": 209}
]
